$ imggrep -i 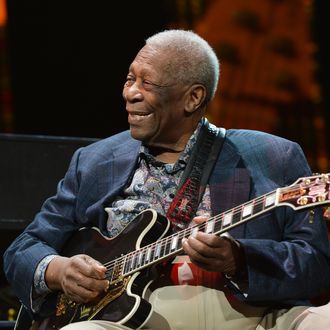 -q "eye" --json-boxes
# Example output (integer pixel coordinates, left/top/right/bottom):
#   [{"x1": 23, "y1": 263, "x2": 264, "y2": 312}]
[
  {"x1": 142, "y1": 80, "x2": 151, "y2": 86},
  {"x1": 125, "y1": 75, "x2": 135, "y2": 87},
  {"x1": 141, "y1": 79, "x2": 156, "y2": 91}
]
